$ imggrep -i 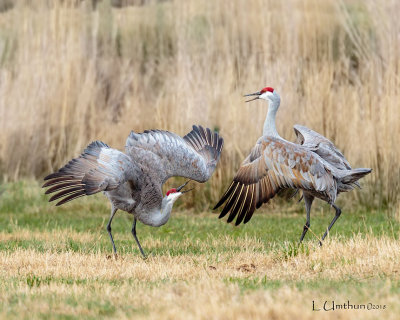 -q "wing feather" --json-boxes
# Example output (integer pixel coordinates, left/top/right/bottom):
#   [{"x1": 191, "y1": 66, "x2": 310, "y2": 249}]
[
  {"x1": 227, "y1": 185, "x2": 246, "y2": 223},
  {"x1": 219, "y1": 182, "x2": 240, "y2": 219},
  {"x1": 215, "y1": 136, "x2": 336, "y2": 225},
  {"x1": 43, "y1": 141, "x2": 137, "y2": 206},
  {"x1": 235, "y1": 184, "x2": 254, "y2": 225},
  {"x1": 126, "y1": 125, "x2": 223, "y2": 183}
]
